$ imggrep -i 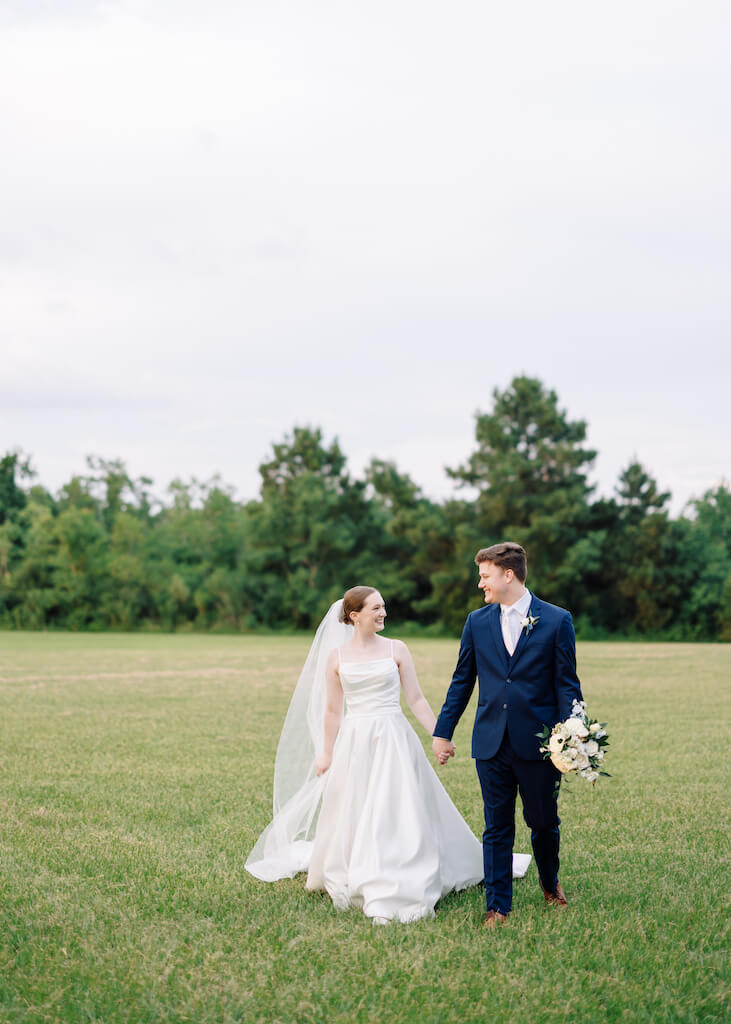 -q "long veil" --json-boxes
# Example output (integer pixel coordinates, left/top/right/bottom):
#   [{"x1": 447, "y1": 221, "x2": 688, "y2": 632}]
[{"x1": 245, "y1": 599, "x2": 352, "y2": 881}]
